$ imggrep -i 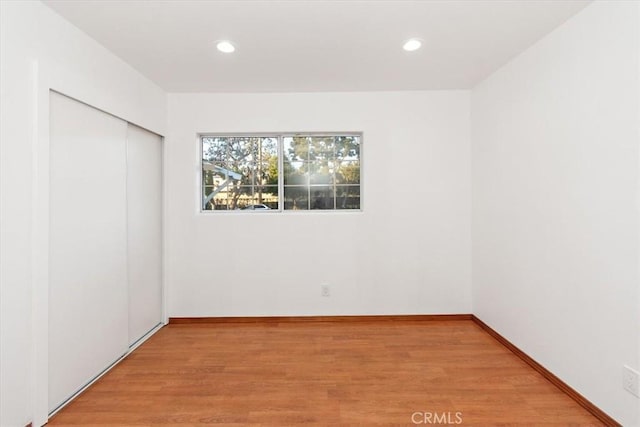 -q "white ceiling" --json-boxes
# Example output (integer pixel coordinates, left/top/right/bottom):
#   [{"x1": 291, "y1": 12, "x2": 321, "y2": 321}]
[{"x1": 43, "y1": 0, "x2": 590, "y2": 93}]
